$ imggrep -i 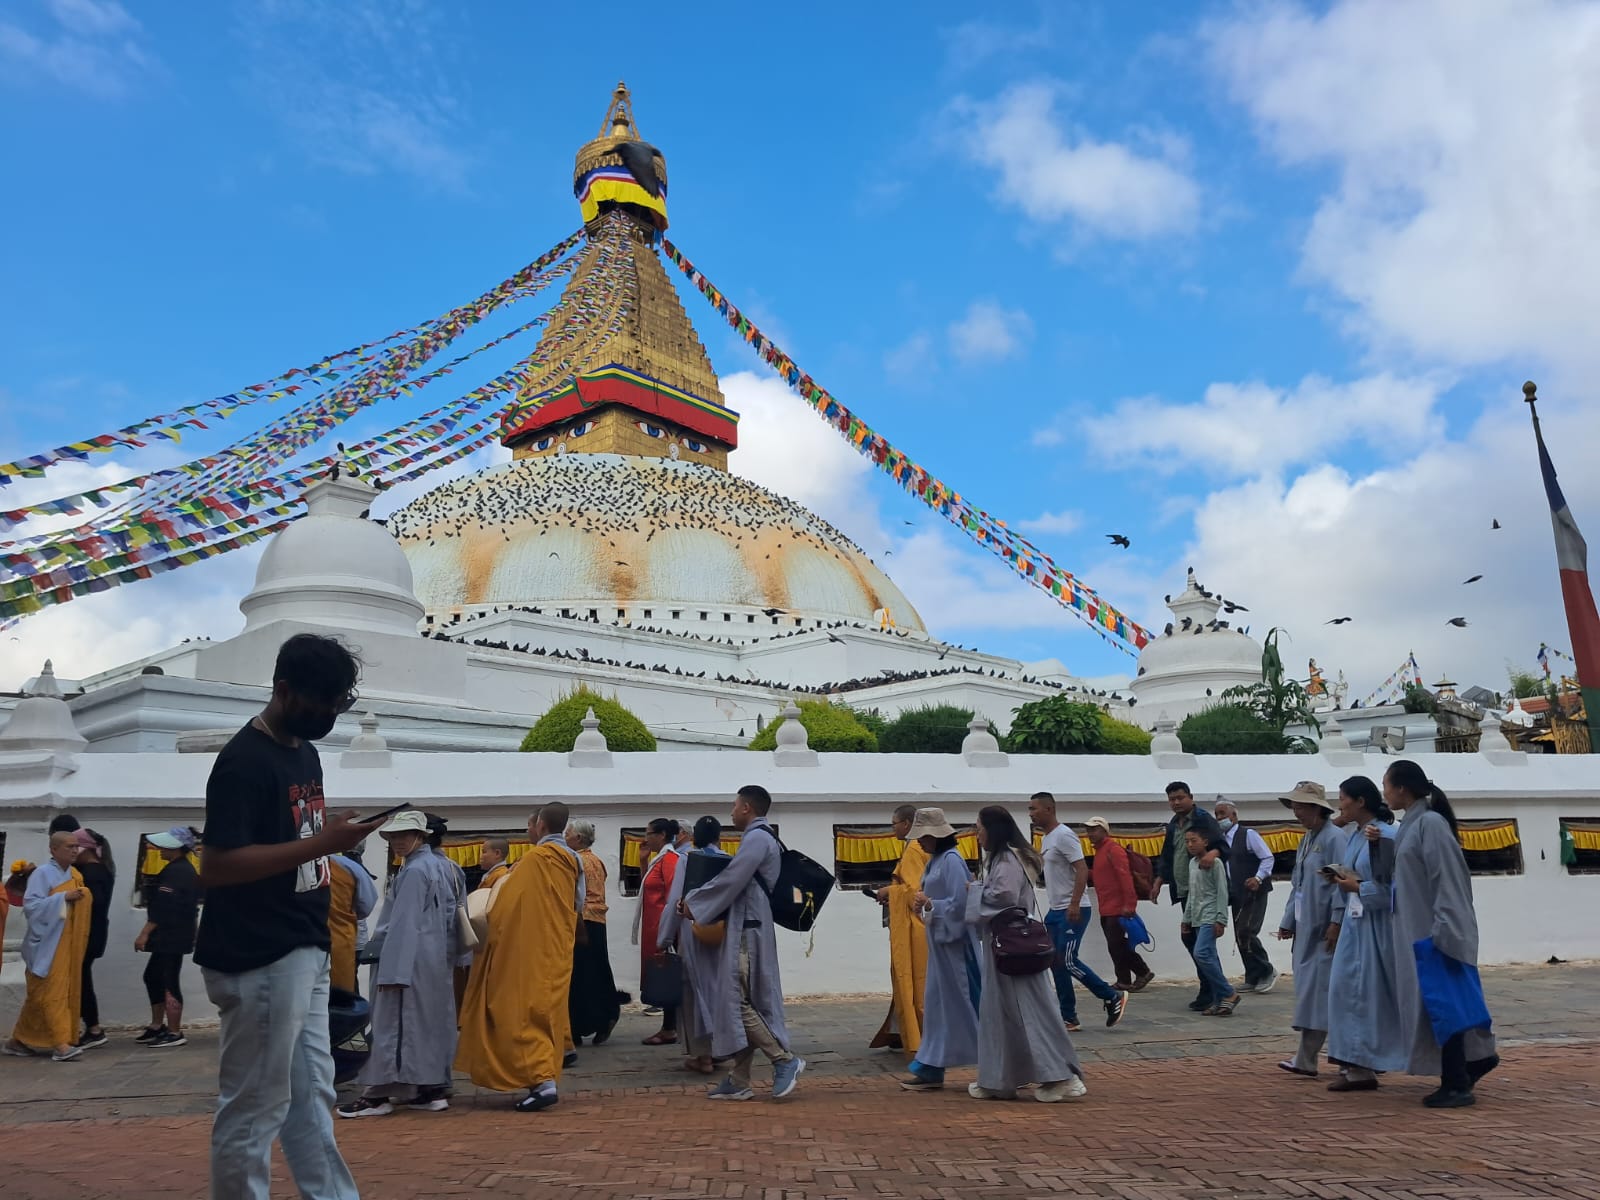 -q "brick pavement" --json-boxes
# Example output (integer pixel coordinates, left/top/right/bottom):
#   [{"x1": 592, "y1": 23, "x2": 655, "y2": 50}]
[{"x1": 1, "y1": 964, "x2": 1596, "y2": 1199}]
